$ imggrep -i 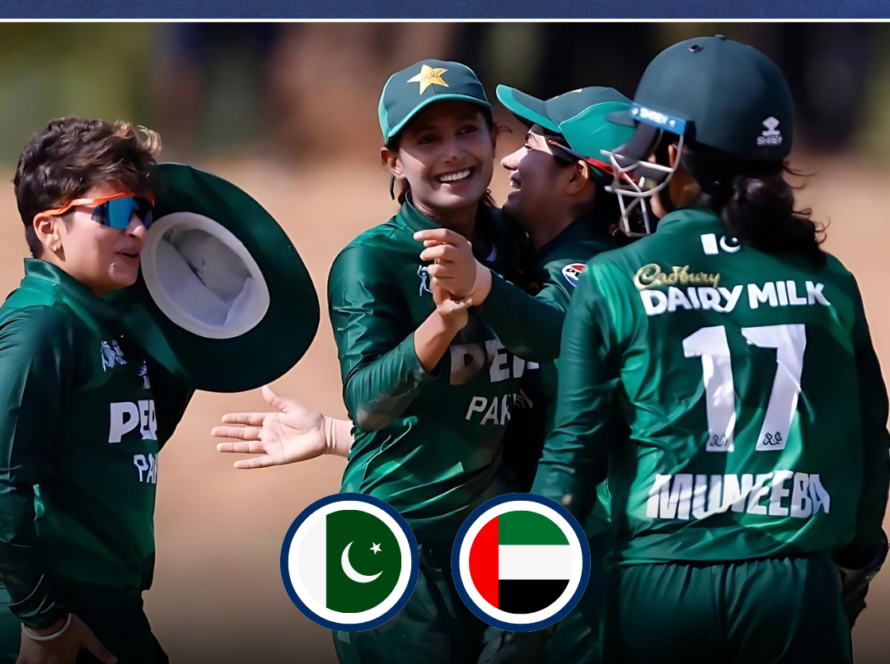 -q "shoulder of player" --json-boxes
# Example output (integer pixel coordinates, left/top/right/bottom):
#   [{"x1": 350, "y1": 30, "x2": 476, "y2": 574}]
[
  {"x1": 815, "y1": 250, "x2": 867, "y2": 297},
  {"x1": 0, "y1": 302, "x2": 82, "y2": 357},
  {"x1": 331, "y1": 219, "x2": 403, "y2": 268},
  {"x1": 327, "y1": 218, "x2": 415, "y2": 299}
]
